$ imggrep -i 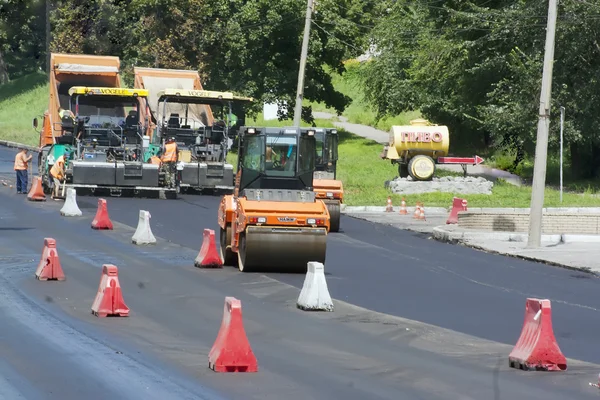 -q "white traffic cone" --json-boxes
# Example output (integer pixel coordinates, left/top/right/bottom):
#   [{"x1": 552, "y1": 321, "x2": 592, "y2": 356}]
[
  {"x1": 297, "y1": 261, "x2": 334, "y2": 312},
  {"x1": 132, "y1": 210, "x2": 157, "y2": 245},
  {"x1": 60, "y1": 188, "x2": 82, "y2": 217}
]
